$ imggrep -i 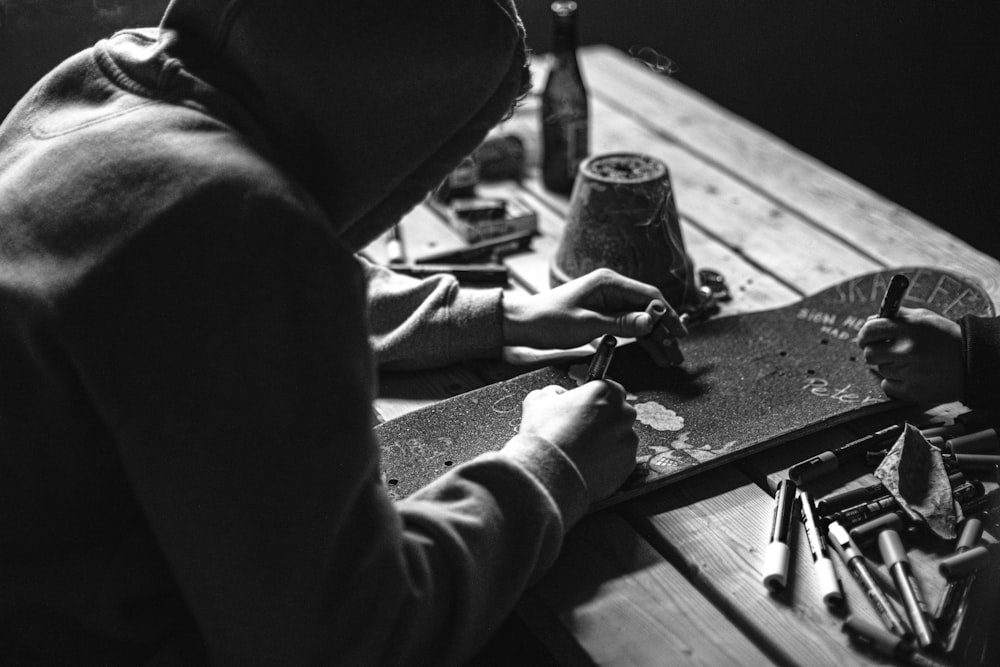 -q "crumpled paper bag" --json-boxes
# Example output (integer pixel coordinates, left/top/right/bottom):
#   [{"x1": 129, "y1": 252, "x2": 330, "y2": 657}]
[{"x1": 875, "y1": 423, "x2": 962, "y2": 540}]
